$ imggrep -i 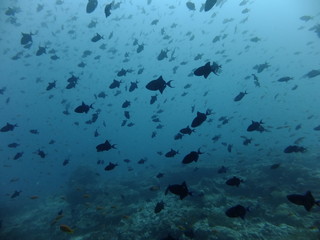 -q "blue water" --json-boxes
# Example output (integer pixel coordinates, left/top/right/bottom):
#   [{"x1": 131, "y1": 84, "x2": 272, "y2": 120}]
[{"x1": 1, "y1": 0, "x2": 320, "y2": 239}]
